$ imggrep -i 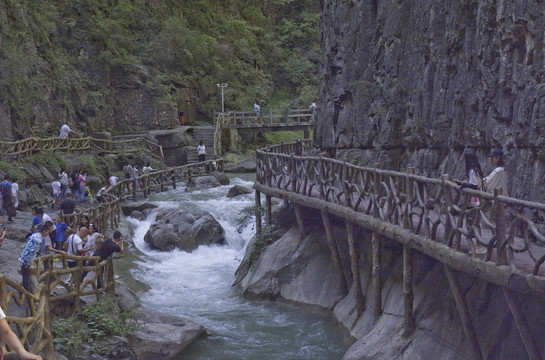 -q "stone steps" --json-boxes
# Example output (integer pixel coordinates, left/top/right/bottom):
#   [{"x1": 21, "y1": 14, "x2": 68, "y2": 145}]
[{"x1": 187, "y1": 126, "x2": 216, "y2": 163}]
